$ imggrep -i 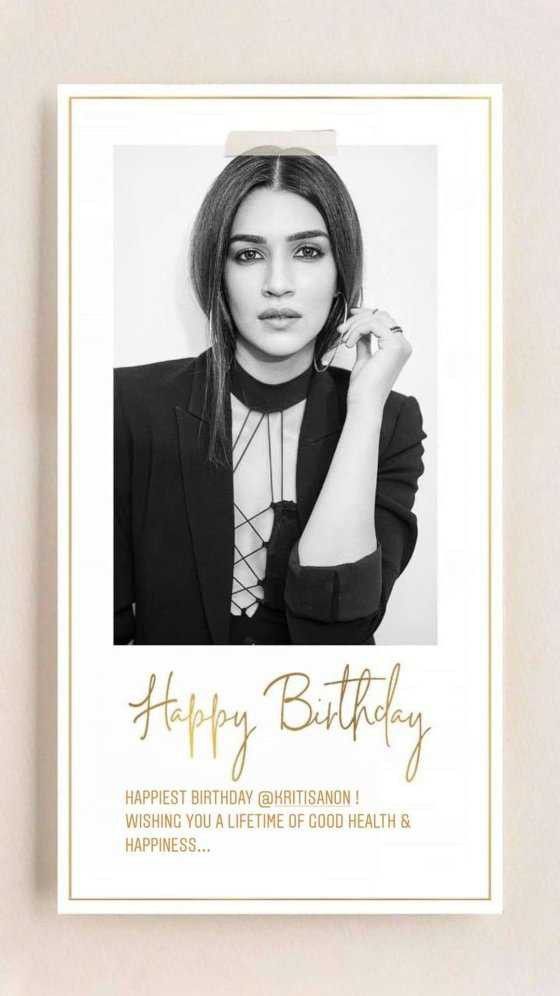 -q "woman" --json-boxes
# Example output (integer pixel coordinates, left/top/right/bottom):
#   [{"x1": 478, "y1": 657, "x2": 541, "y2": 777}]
[{"x1": 114, "y1": 147, "x2": 427, "y2": 645}]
